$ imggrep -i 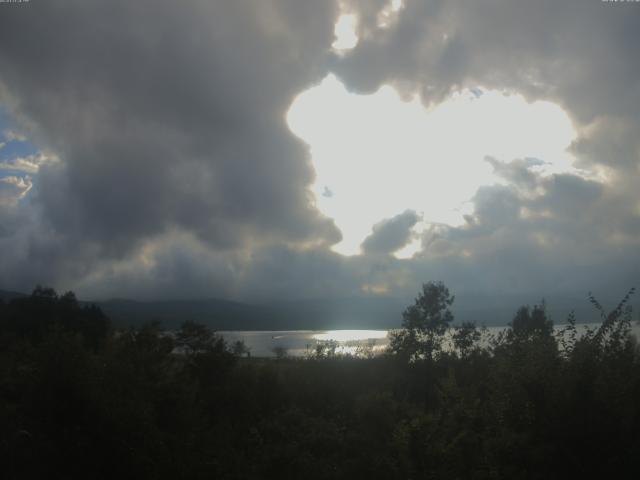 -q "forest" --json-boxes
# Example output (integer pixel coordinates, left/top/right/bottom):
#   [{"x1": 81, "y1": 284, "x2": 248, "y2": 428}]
[{"x1": 1, "y1": 283, "x2": 639, "y2": 479}]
